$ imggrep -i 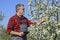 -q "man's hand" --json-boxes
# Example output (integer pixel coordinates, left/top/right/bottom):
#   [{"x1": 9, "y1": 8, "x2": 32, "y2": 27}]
[
  {"x1": 10, "y1": 31, "x2": 25, "y2": 37},
  {"x1": 36, "y1": 17, "x2": 46, "y2": 26},
  {"x1": 41, "y1": 17, "x2": 46, "y2": 22},
  {"x1": 18, "y1": 32, "x2": 25, "y2": 37}
]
